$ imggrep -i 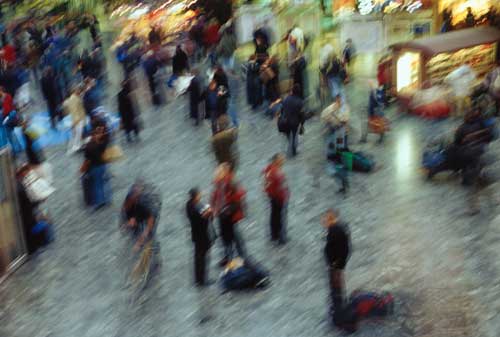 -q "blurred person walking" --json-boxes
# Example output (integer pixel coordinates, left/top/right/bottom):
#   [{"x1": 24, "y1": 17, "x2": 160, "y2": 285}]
[
  {"x1": 263, "y1": 153, "x2": 289, "y2": 244},
  {"x1": 0, "y1": 86, "x2": 15, "y2": 118},
  {"x1": 172, "y1": 45, "x2": 189, "y2": 76},
  {"x1": 122, "y1": 180, "x2": 162, "y2": 290},
  {"x1": 80, "y1": 126, "x2": 111, "y2": 210},
  {"x1": 280, "y1": 84, "x2": 305, "y2": 157},
  {"x1": 322, "y1": 95, "x2": 350, "y2": 193},
  {"x1": 445, "y1": 62, "x2": 476, "y2": 117},
  {"x1": 322, "y1": 209, "x2": 351, "y2": 328},
  {"x1": 210, "y1": 164, "x2": 247, "y2": 267},
  {"x1": 143, "y1": 50, "x2": 161, "y2": 106},
  {"x1": 186, "y1": 188, "x2": 215, "y2": 286},
  {"x1": 288, "y1": 27, "x2": 306, "y2": 99},
  {"x1": 482, "y1": 60, "x2": 500, "y2": 115},
  {"x1": 216, "y1": 22, "x2": 237, "y2": 73},
  {"x1": 40, "y1": 67, "x2": 61, "y2": 128},
  {"x1": 211, "y1": 115, "x2": 238, "y2": 170},
  {"x1": 342, "y1": 39, "x2": 355, "y2": 75},
  {"x1": 62, "y1": 86, "x2": 86, "y2": 154},
  {"x1": 187, "y1": 69, "x2": 202, "y2": 125},
  {"x1": 118, "y1": 79, "x2": 140, "y2": 143}
]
